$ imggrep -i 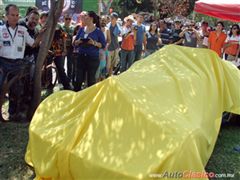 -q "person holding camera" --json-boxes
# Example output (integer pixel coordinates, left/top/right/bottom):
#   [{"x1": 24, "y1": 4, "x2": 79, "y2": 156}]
[
  {"x1": 120, "y1": 15, "x2": 136, "y2": 73},
  {"x1": 170, "y1": 20, "x2": 183, "y2": 46},
  {"x1": 73, "y1": 11, "x2": 106, "y2": 91},
  {"x1": 179, "y1": 21, "x2": 200, "y2": 48},
  {"x1": 198, "y1": 21, "x2": 210, "y2": 48}
]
